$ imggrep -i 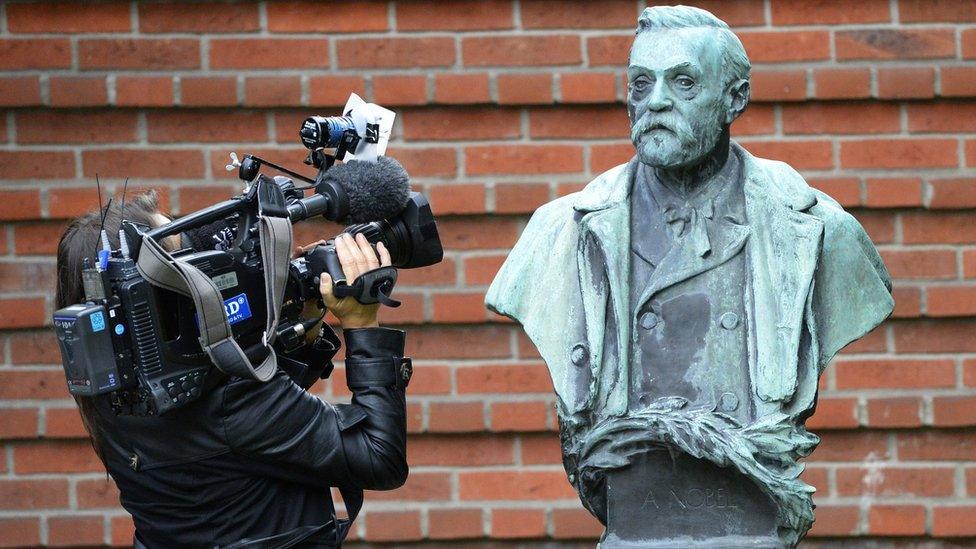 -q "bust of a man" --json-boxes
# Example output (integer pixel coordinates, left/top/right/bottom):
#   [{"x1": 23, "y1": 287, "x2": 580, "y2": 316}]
[{"x1": 486, "y1": 6, "x2": 893, "y2": 548}]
